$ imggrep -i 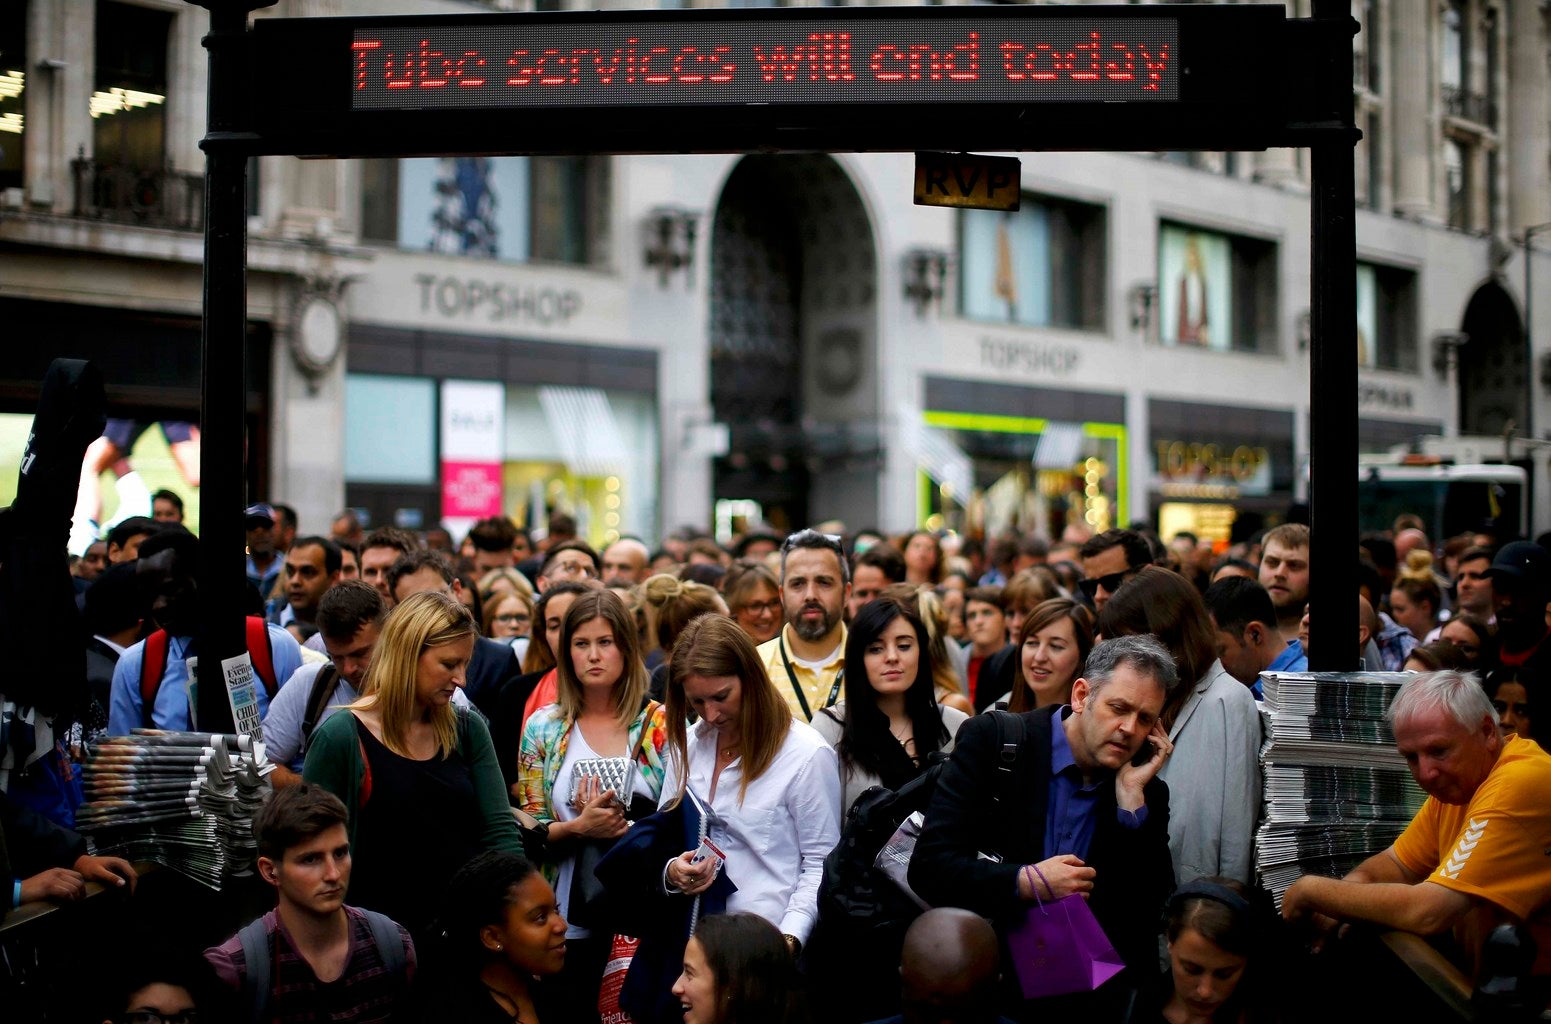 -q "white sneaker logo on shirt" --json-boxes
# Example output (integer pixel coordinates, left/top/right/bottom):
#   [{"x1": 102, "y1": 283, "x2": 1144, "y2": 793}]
[{"x1": 1440, "y1": 818, "x2": 1487, "y2": 879}]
